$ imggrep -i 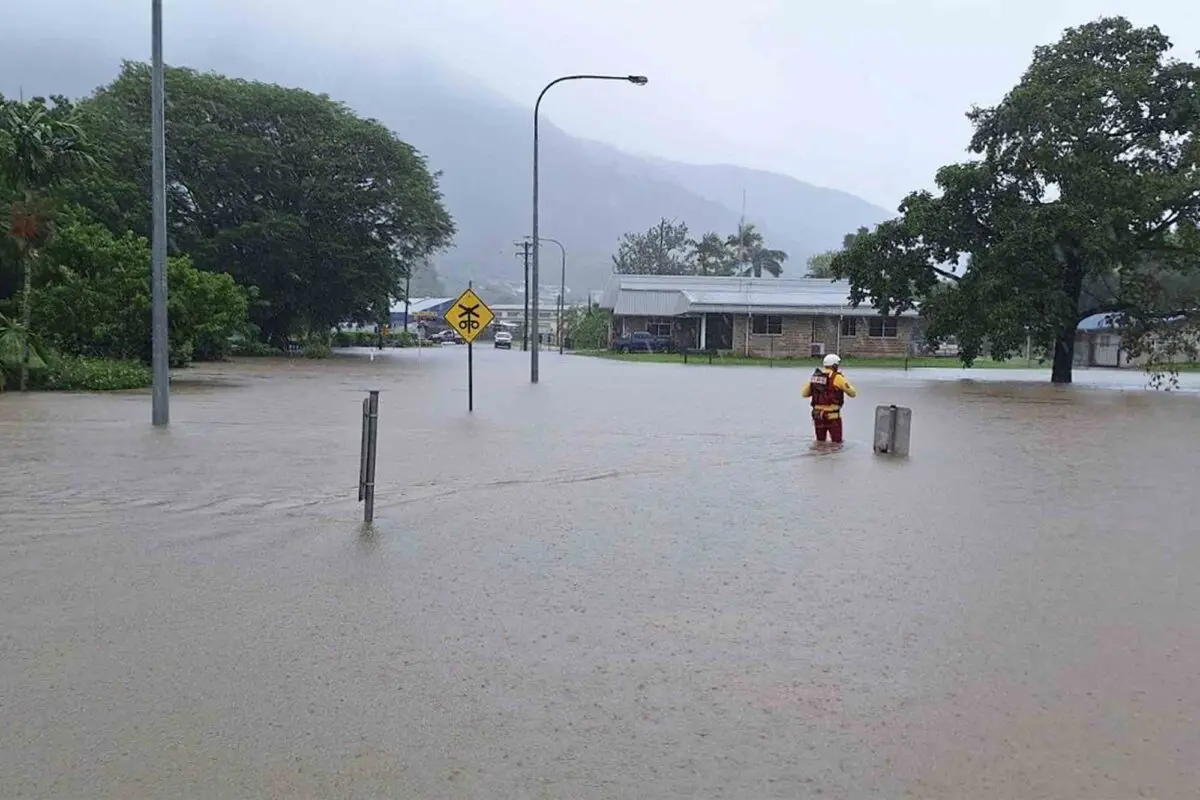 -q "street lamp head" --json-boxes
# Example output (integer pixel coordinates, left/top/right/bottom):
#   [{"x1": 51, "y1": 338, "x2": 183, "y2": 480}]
[{"x1": 627, "y1": 75, "x2": 649, "y2": 85}]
